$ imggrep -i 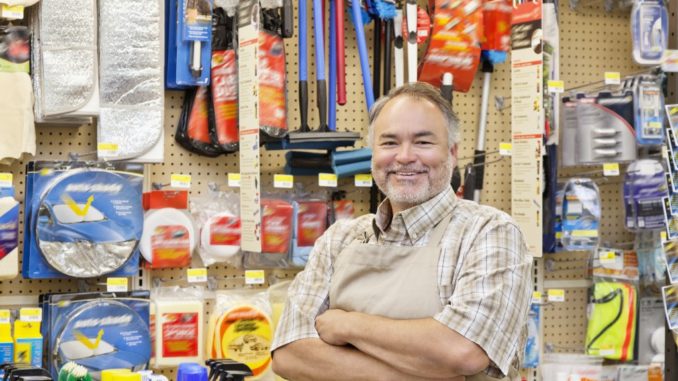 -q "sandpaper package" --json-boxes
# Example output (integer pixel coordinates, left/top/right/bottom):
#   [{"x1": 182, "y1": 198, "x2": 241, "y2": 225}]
[{"x1": 97, "y1": 0, "x2": 164, "y2": 160}]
